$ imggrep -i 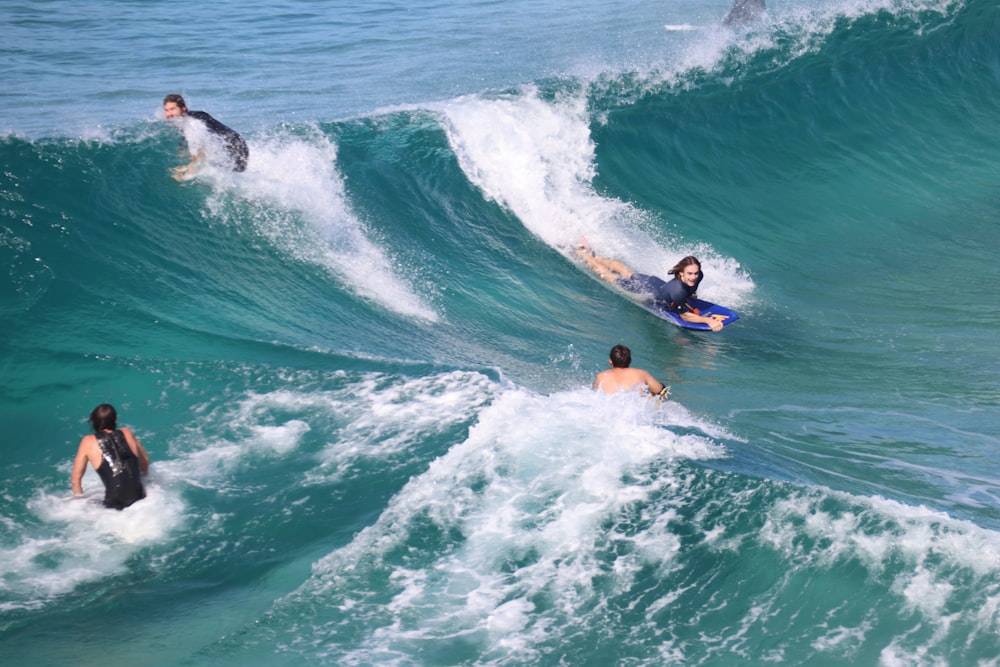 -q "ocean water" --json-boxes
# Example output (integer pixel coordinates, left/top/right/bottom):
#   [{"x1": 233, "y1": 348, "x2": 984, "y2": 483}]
[{"x1": 2, "y1": 0, "x2": 999, "y2": 664}]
